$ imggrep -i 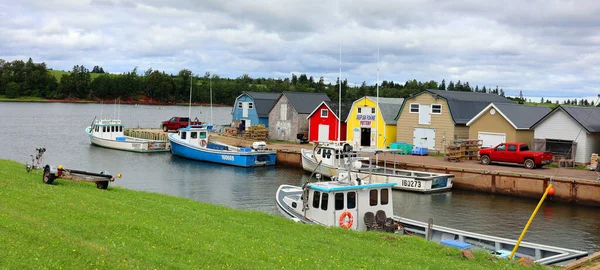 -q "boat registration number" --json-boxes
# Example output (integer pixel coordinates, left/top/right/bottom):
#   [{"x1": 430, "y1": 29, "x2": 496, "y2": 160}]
[
  {"x1": 401, "y1": 179, "x2": 422, "y2": 188},
  {"x1": 221, "y1": 155, "x2": 234, "y2": 161},
  {"x1": 132, "y1": 143, "x2": 141, "y2": 149}
]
